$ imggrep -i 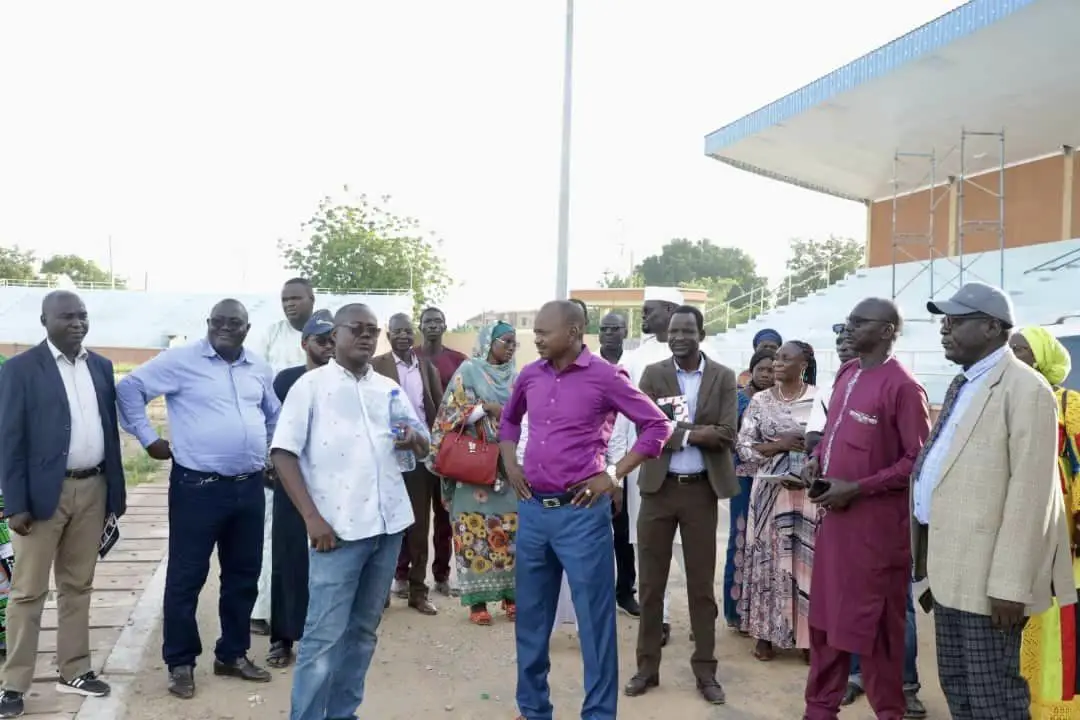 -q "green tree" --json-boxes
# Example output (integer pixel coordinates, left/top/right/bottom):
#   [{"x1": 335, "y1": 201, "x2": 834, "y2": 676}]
[
  {"x1": 0, "y1": 246, "x2": 38, "y2": 281},
  {"x1": 599, "y1": 271, "x2": 644, "y2": 289},
  {"x1": 777, "y1": 235, "x2": 865, "y2": 305},
  {"x1": 40, "y1": 254, "x2": 125, "y2": 287},
  {"x1": 280, "y1": 193, "x2": 451, "y2": 316},
  {"x1": 637, "y1": 239, "x2": 765, "y2": 302}
]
